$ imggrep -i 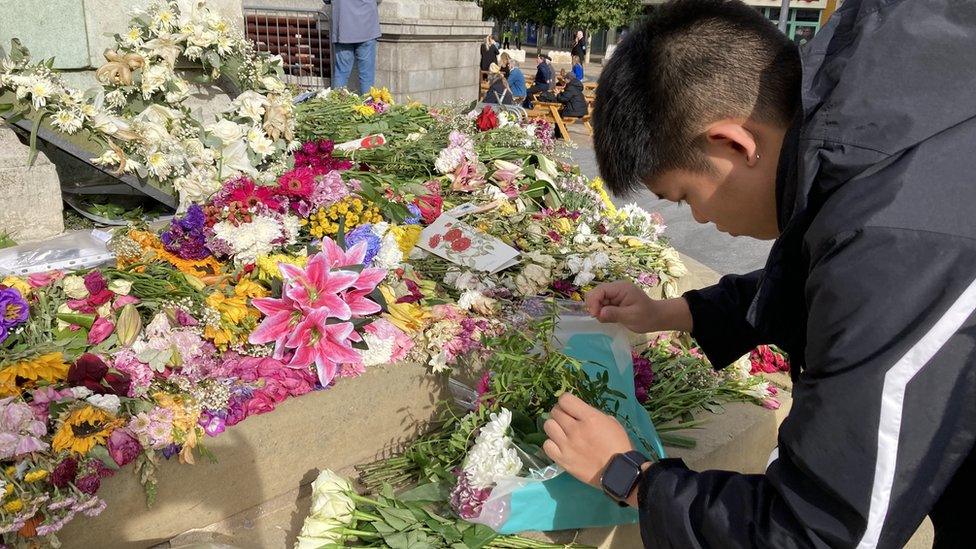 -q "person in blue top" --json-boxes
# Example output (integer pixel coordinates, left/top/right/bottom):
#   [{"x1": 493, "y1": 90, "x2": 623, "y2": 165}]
[
  {"x1": 572, "y1": 55, "x2": 584, "y2": 81},
  {"x1": 508, "y1": 59, "x2": 527, "y2": 103}
]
